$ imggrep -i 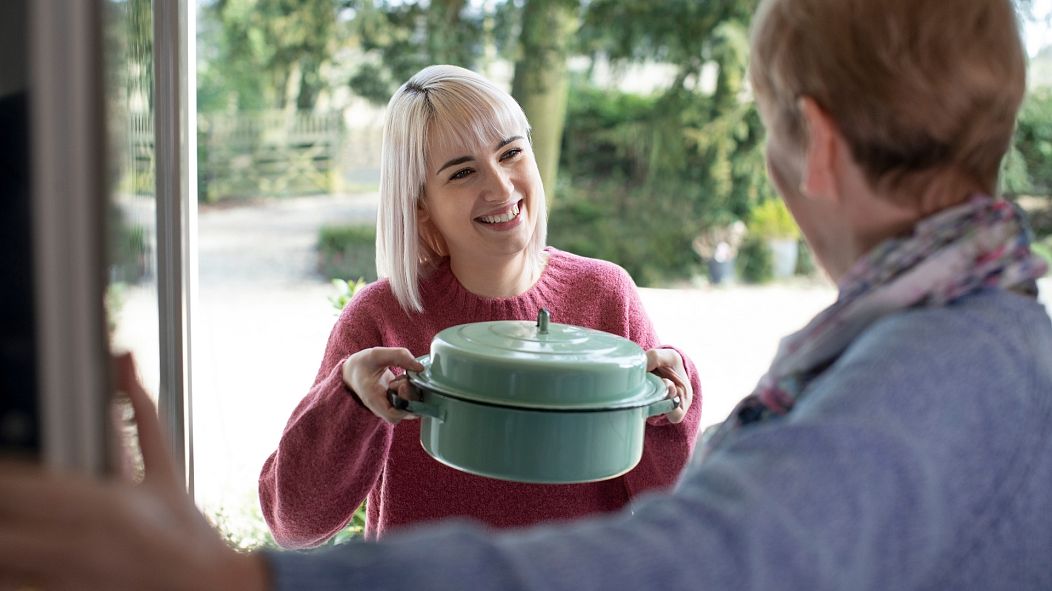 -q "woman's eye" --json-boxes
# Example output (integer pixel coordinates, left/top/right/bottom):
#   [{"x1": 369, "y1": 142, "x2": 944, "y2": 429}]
[
  {"x1": 449, "y1": 168, "x2": 474, "y2": 181},
  {"x1": 500, "y1": 148, "x2": 522, "y2": 161}
]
